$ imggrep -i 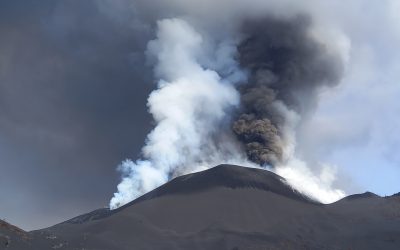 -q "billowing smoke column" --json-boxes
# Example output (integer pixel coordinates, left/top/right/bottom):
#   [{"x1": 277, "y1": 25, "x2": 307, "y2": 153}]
[
  {"x1": 110, "y1": 4, "x2": 348, "y2": 209},
  {"x1": 233, "y1": 16, "x2": 343, "y2": 166},
  {"x1": 109, "y1": 18, "x2": 248, "y2": 209}
]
